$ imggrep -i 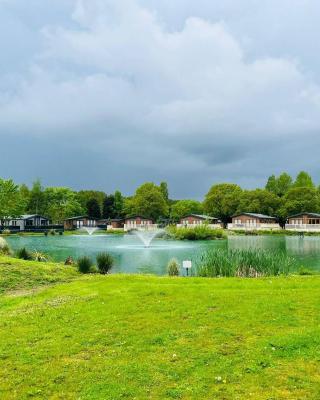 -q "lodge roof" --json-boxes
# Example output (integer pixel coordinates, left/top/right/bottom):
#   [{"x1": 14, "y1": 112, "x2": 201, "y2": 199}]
[
  {"x1": 125, "y1": 215, "x2": 153, "y2": 221},
  {"x1": 64, "y1": 216, "x2": 99, "y2": 221},
  {"x1": 181, "y1": 214, "x2": 219, "y2": 221},
  {"x1": 13, "y1": 214, "x2": 49, "y2": 220},
  {"x1": 288, "y1": 212, "x2": 320, "y2": 218},
  {"x1": 232, "y1": 213, "x2": 276, "y2": 220}
]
